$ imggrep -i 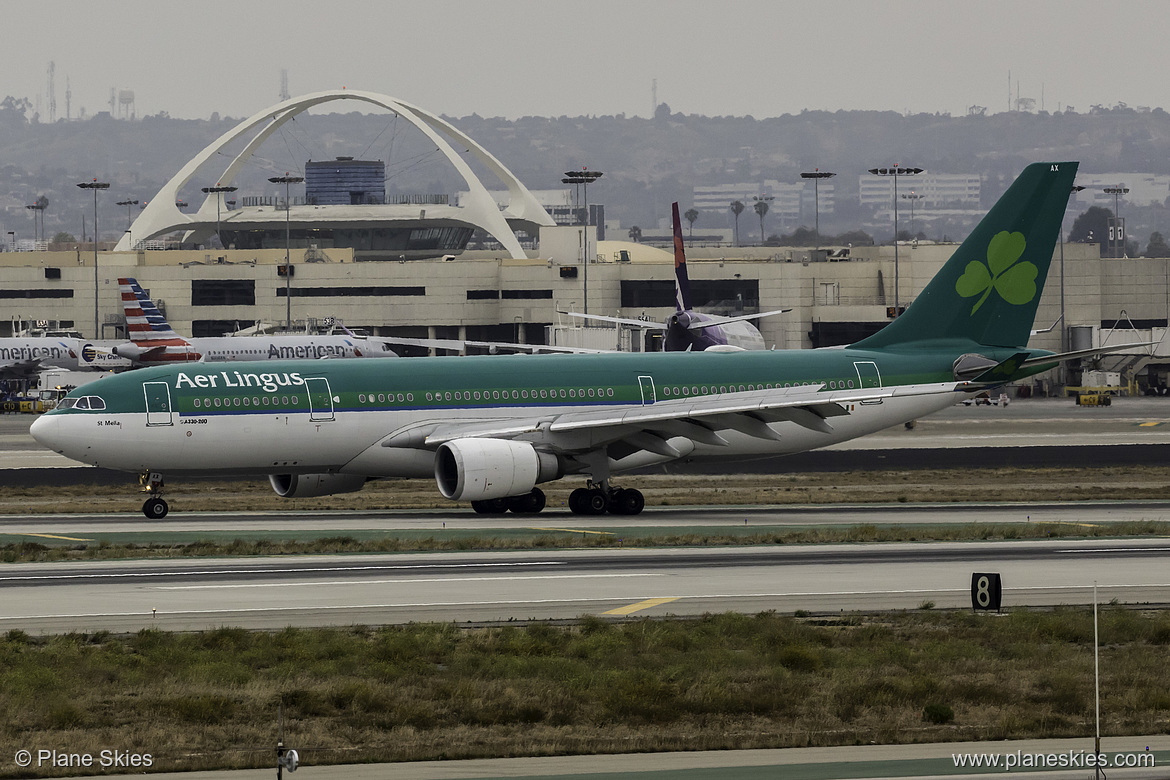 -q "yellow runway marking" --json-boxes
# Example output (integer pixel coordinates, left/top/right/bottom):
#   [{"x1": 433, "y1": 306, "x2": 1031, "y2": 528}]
[
  {"x1": 1139, "y1": 421, "x2": 1165, "y2": 427},
  {"x1": 15, "y1": 533, "x2": 95, "y2": 542},
  {"x1": 604, "y1": 597, "x2": 680, "y2": 616},
  {"x1": 531, "y1": 527, "x2": 614, "y2": 535}
]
